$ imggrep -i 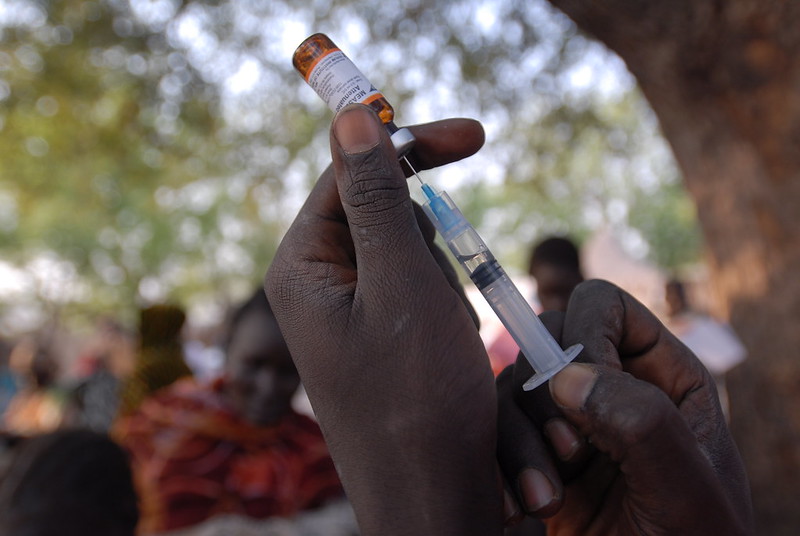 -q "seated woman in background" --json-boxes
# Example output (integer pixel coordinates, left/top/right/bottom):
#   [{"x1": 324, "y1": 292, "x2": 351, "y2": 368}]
[{"x1": 114, "y1": 289, "x2": 344, "y2": 534}]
